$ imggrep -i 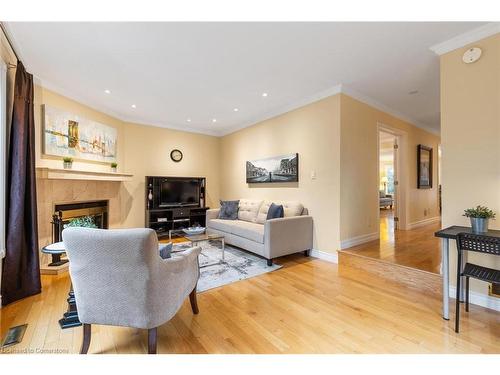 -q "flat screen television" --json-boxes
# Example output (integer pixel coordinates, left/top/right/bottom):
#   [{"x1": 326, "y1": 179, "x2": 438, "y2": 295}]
[{"x1": 159, "y1": 178, "x2": 200, "y2": 207}]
